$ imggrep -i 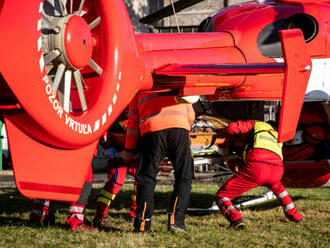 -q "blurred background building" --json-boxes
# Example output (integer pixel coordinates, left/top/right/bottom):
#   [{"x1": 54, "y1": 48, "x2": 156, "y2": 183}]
[{"x1": 125, "y1": 0, "x2": 249, "y2": 33}]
